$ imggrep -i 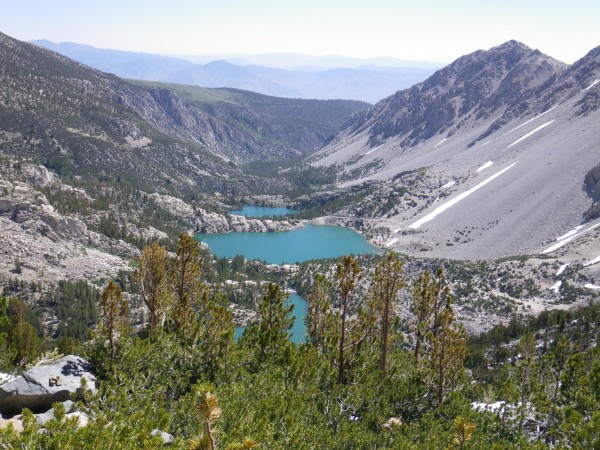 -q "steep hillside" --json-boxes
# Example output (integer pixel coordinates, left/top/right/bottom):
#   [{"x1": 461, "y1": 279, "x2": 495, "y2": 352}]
[
  {"x1": 128, "y1": 81, "x2": 369, "y2": 162},
  {"x1": 0, "y1": 31, "x2": 269, "y2": 197},
  {"x1": 309, "y1": 41, "x2": 600, "y2": 261},
  {"x1": 0, "y1": 31, "x2": 364, "y2": 196},
  {"x1": 33, "y1": 40, "x2": 436, "y2": 103}
]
